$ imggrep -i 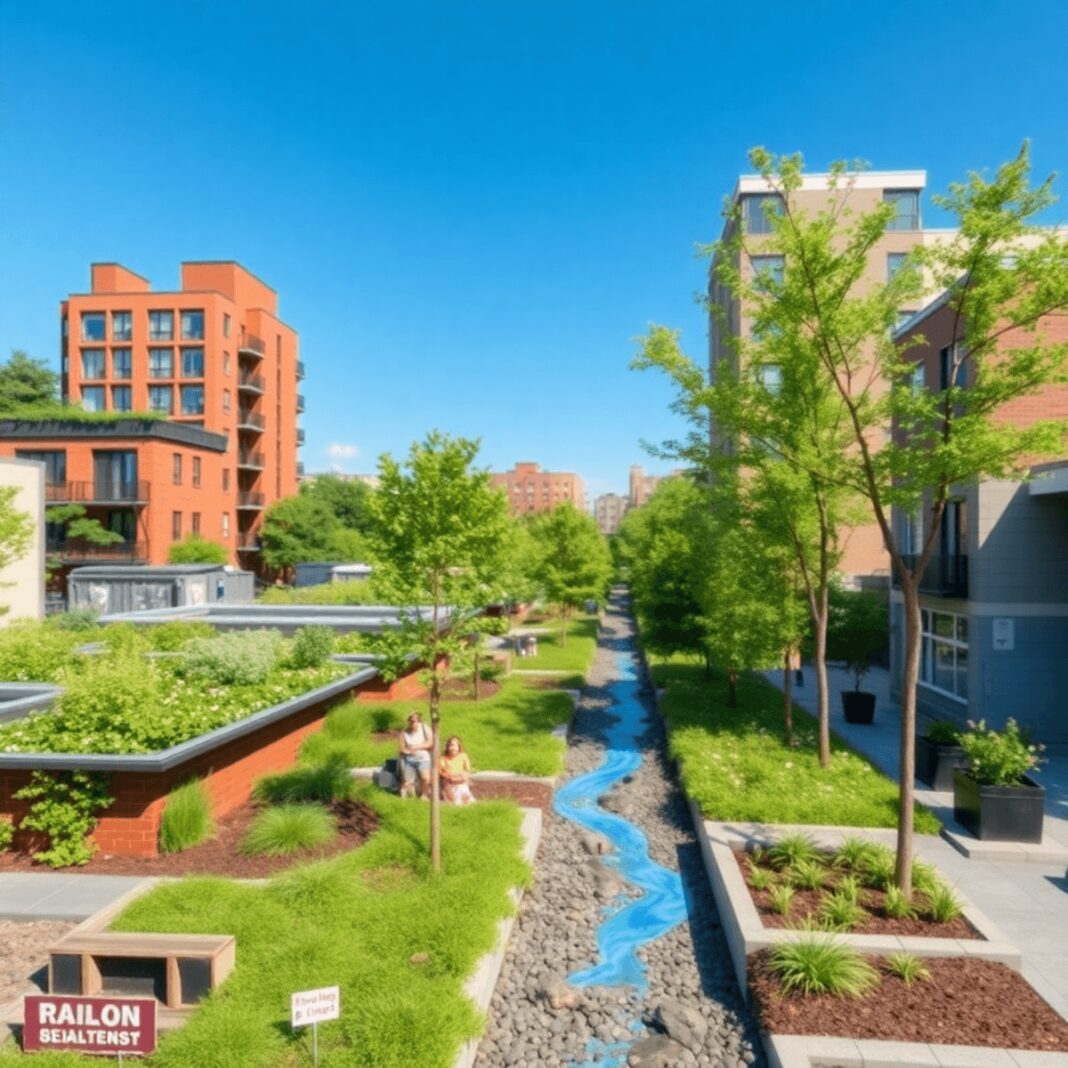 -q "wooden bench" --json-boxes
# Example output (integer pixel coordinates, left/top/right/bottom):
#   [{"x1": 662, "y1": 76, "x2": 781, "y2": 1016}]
[{"x1": 49, "y1": 932, "x2": 235, "y2": 1010}]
